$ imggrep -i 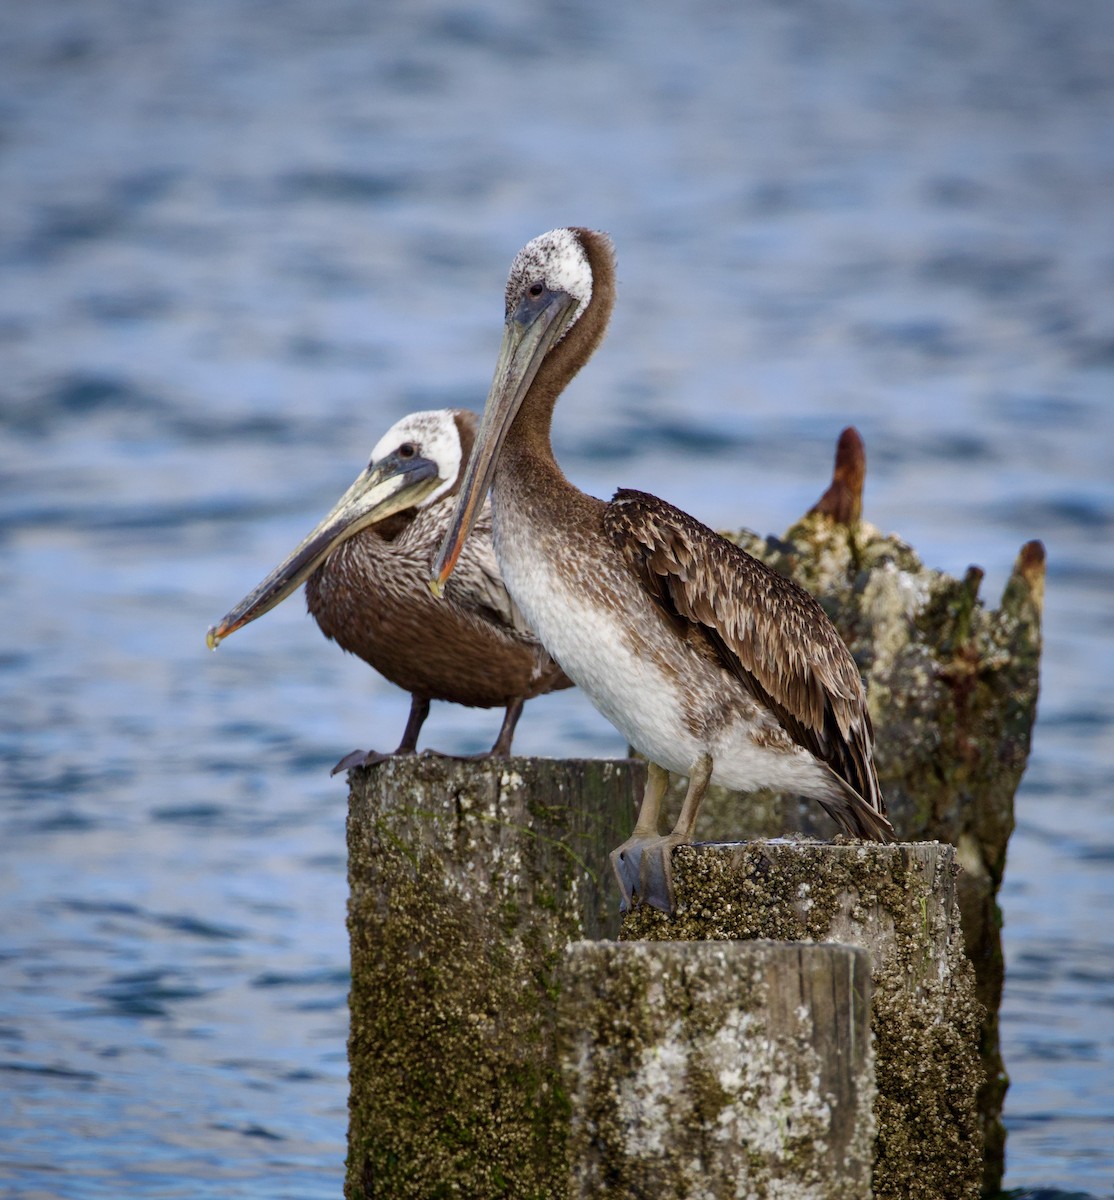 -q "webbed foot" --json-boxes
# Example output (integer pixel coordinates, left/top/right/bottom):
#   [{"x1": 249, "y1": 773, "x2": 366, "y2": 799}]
[
  {"x1": 610, "y1": 832, "x2": 681, "y2": 913},
  {"x1": 417, "y1": 747, "x2": 510, "y2": 763},
  {"x1": 330, "y1": 748, "x2": 394, "y2": 775}
]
